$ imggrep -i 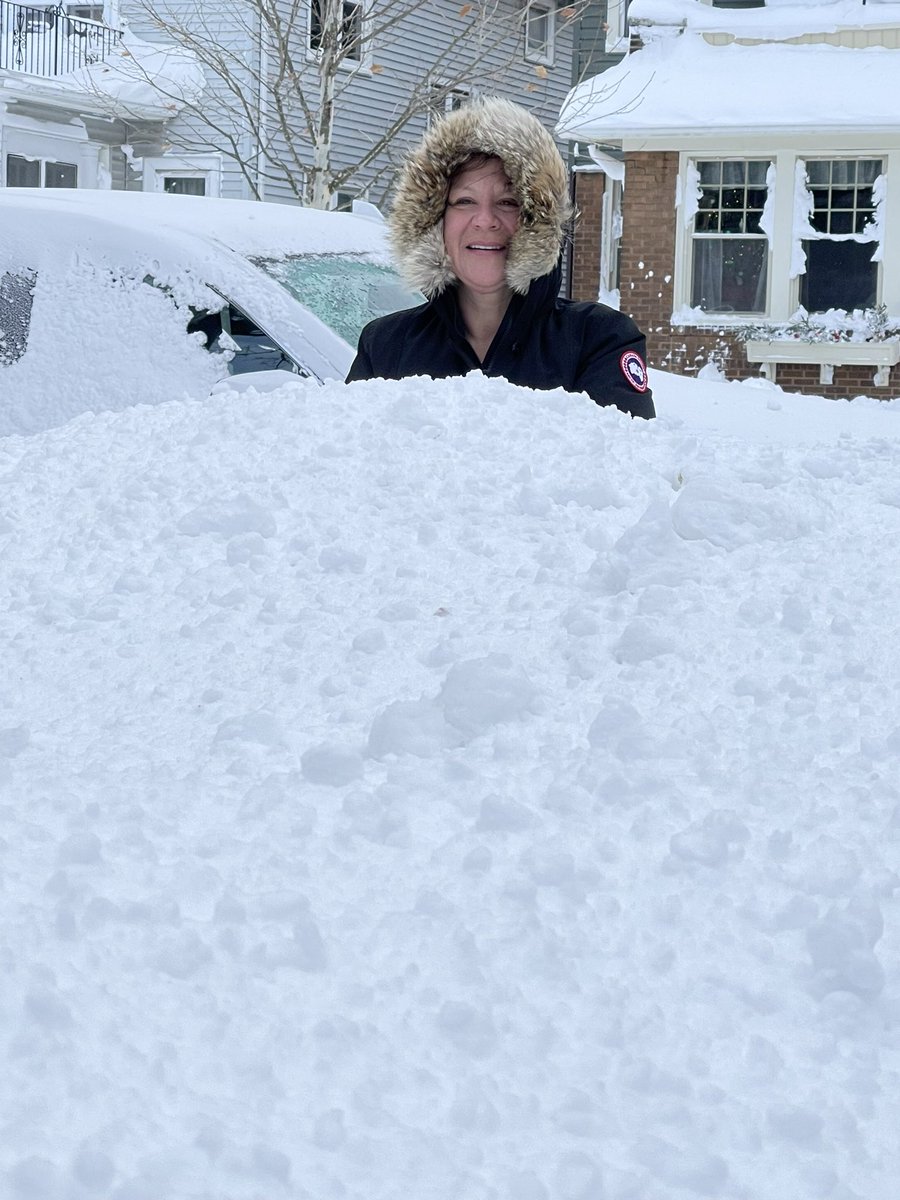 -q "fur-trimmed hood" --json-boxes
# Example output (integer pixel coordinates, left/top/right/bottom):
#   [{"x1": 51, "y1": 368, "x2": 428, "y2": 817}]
[{"x1": 389, "y1": 98, "x2": 572, "y2": 298}]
